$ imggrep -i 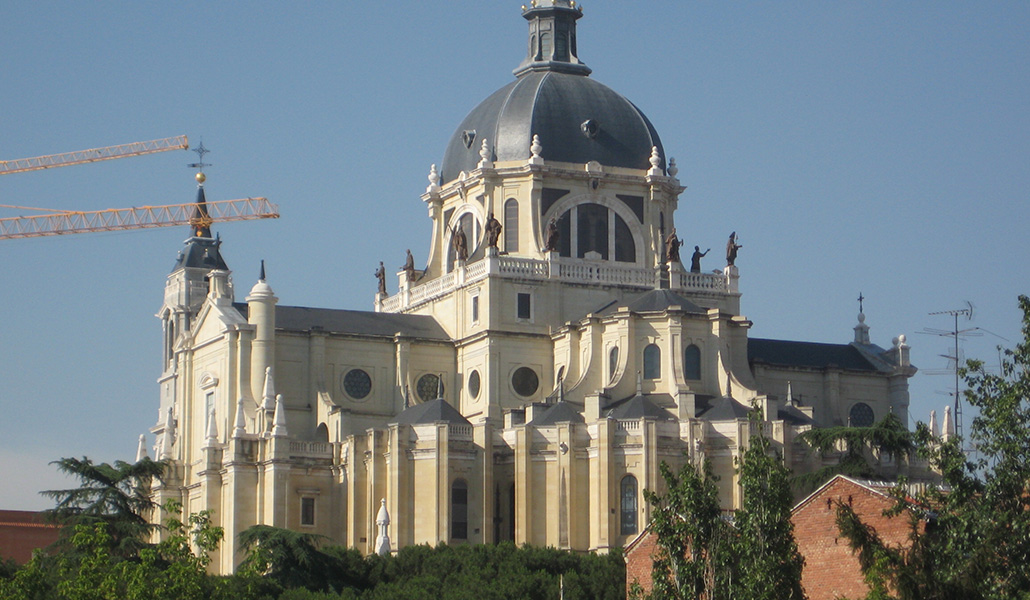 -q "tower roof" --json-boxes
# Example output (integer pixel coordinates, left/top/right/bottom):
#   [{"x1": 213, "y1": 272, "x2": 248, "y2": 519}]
[{"x1": 439, "y1": 3, "x2": 664, "y2": 184}]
